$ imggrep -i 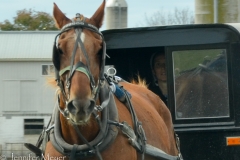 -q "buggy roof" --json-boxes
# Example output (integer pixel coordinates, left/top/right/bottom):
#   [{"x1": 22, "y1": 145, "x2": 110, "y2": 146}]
[{"x1": 102, "y1": 23, "x2": 240, "y2": 50}]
